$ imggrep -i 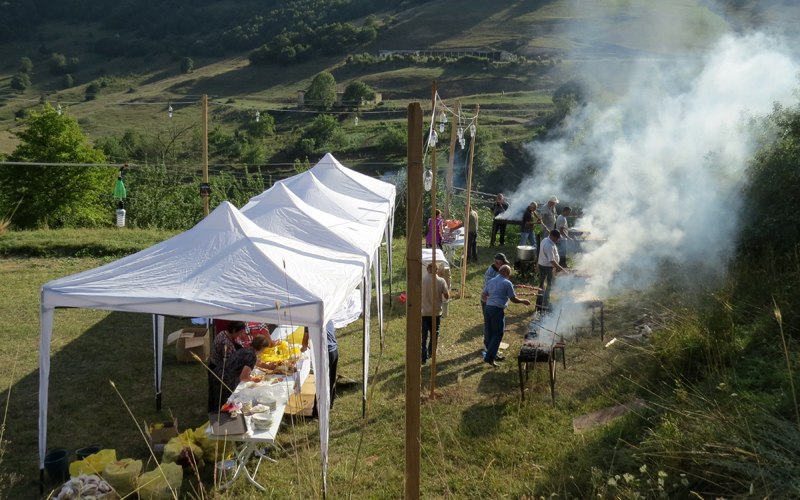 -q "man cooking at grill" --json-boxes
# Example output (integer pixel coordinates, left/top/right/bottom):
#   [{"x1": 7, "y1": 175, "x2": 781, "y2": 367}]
[
  {"x1": 481, "y1": 253, "x2": 509, "y2": 355},
  {"x1": 481, "y1": 265, "x2": 531, "y2": 367},
  {"x1": 538, "y1": 195, "x2": 559, "y2": 235},
  {"x1": 556, "y1": 206, "x2": 573, "y2": 268},
  {"x1": 538, "y1": 230, "x2": 569, "y2": 311},
  {"x1": 490, "y1": 193, "x2": 510, "y2": 245}
]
